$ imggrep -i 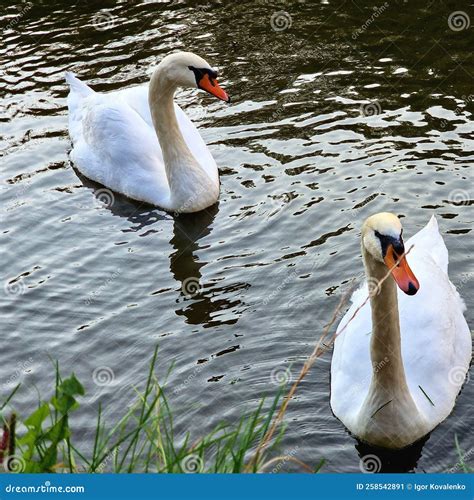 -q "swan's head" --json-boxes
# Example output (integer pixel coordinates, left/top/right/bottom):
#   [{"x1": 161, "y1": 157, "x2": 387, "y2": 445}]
[
  {"x1": 157, "y1": 51, "x2": 230, "y2": 103},
  {"x1": 361, "y1": 212, "x2": 419, "y2": 295}
]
